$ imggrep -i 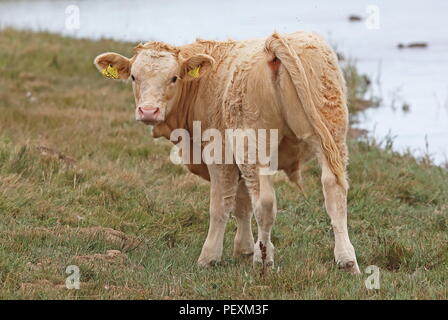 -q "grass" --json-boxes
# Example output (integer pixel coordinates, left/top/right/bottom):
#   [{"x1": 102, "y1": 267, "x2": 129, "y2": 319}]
[{"x1": 0, "y1": 28, "x2": 447, "y2": 300}]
